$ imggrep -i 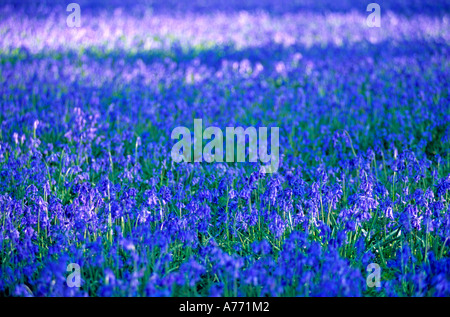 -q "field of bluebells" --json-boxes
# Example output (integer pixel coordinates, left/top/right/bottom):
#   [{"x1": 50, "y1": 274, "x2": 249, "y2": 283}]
[{"x1": 0, "y1": 0, "x2": 449, "y2": 297}]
